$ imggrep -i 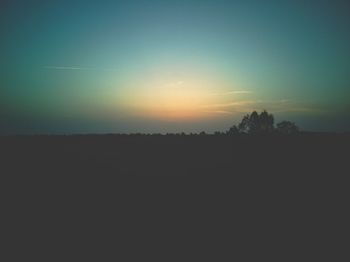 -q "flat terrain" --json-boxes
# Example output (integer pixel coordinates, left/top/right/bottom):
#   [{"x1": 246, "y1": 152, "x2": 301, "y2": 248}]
[
  {"x1": 1, "y1": 134, "x2": 348, "y2": 257},
  {"x1": 1, "y1": 134, "x2": 349, "y2": 176}
]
